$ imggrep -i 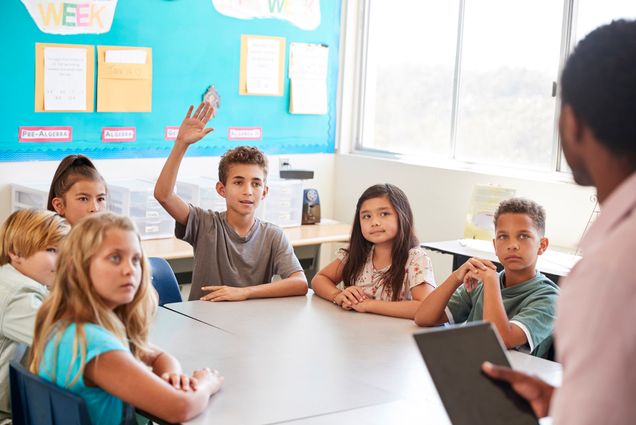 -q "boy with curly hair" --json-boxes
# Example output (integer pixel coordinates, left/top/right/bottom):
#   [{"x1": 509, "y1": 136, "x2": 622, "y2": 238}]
[{"x1": 155, "y1": 103, "x2": 307, "y2": 301}]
